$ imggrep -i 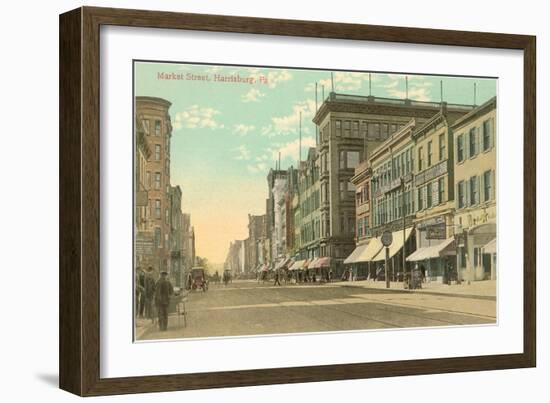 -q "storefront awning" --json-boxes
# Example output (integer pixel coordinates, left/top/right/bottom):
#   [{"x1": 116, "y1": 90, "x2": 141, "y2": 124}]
[
  {"x1": 483, "y1": 238, "x2": 497, "y2": 254},
  {"x1": 289, "y1": 260, "x2": 306, "y2": 271},
  {"x1": 315, "y1": 257, "x2": 331, "y2": 268},
  {"x1": 308, "y1": 258, "x2": 319, "y2": 269},
  {"x1": 406, "y1": 237, "x2": 455, "y2": 262},
  {"x1": 344, "y1": 244, "x2": 369, "y2": 264},
  {"x1": 355, "y1": 238, "x2": 384, "y2": 262},
  {"x1": 275, "y1": 257, "x2": 293, "y2": 270},
  {"x1": 372, "y1": 227, "x2": 414, "y2": 262}
]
